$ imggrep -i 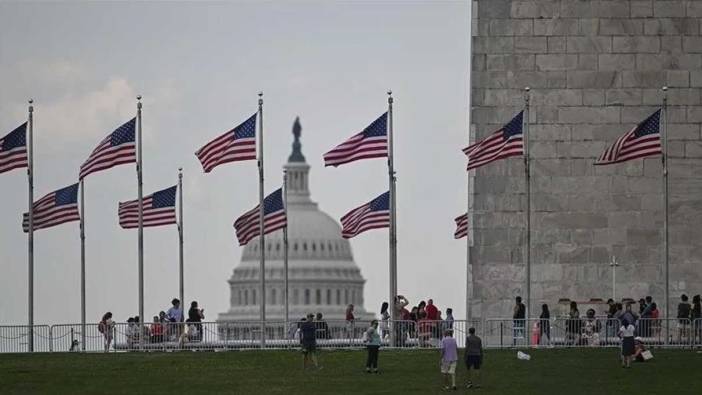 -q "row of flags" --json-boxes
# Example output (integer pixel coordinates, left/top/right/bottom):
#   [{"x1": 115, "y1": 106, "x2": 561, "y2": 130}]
[
  {"x1": 1, "y1": 104, "x2": 662, "y2": 242},
  {"x1": 324, "y1": 112, "x2": 391, "y2": 239},
  {"x1": 452, "y1": 108, "x2": 663, "y2": 239},
  {"x1": 1, "y1": 113, "x2": 179, "y2": 235},
  {"x1": 191, "y1": 107, "x2": 392, "y2": 244},
  {"x1": 2, "y1": 96, "x2": 397, "y2": 344}
]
